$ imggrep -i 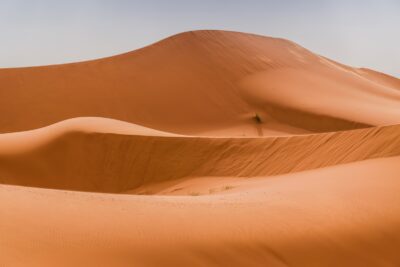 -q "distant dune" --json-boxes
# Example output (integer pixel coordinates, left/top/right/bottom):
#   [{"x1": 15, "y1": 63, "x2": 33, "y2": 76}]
[
  {"x1": 1, "y1": 30, "x2": 400, "y2": 135},
  {"x1": 1, "y1": 30, "x2": 400, "y2": 266}
]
